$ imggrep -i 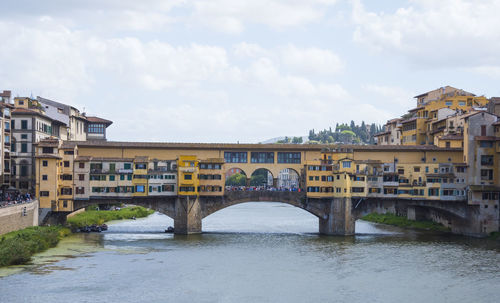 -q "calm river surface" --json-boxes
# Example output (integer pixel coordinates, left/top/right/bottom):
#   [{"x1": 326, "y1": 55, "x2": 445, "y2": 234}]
[{"x1": 1, "y1": 202, "x2": 499, "y2": 303}]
